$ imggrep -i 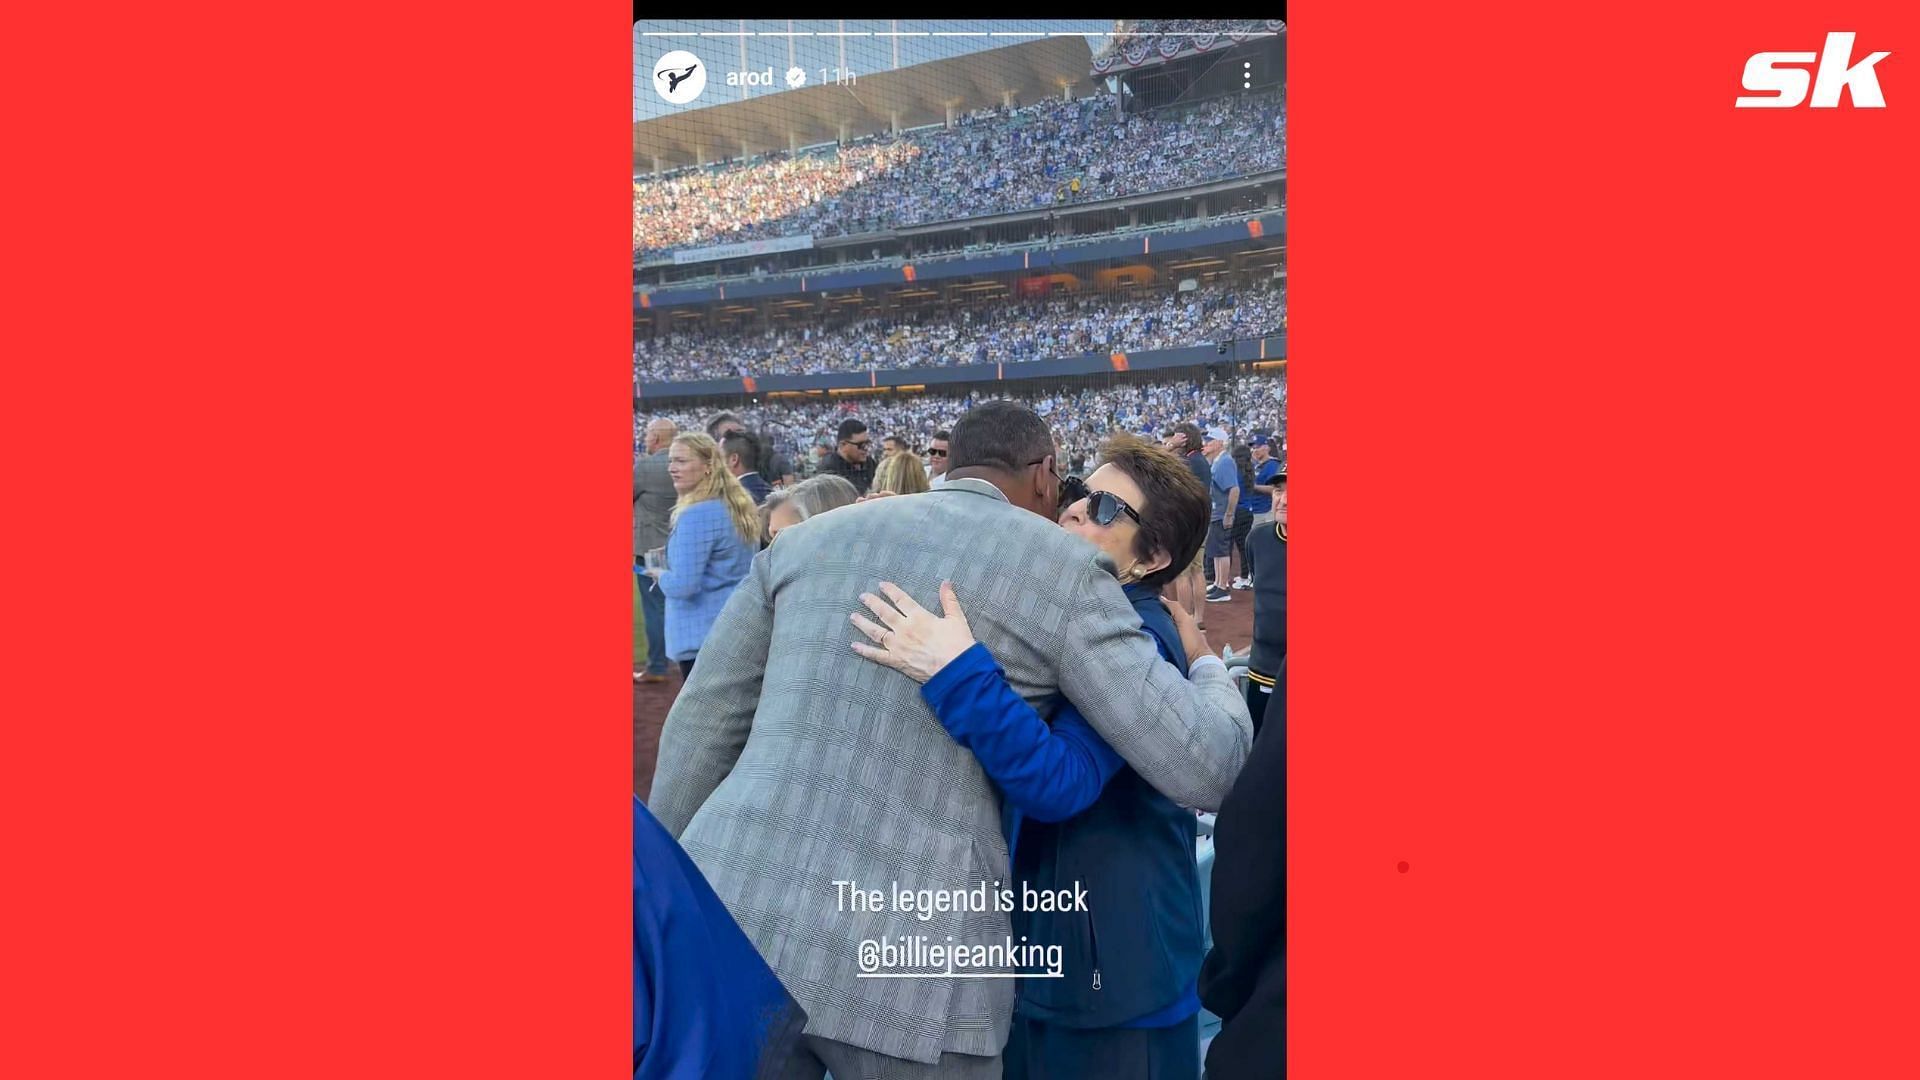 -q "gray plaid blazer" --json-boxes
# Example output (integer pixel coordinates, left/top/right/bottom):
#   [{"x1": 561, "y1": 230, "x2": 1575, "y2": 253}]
[{"x1": 648, "y1": 479, "x2": 1252, "y2": 1064}]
